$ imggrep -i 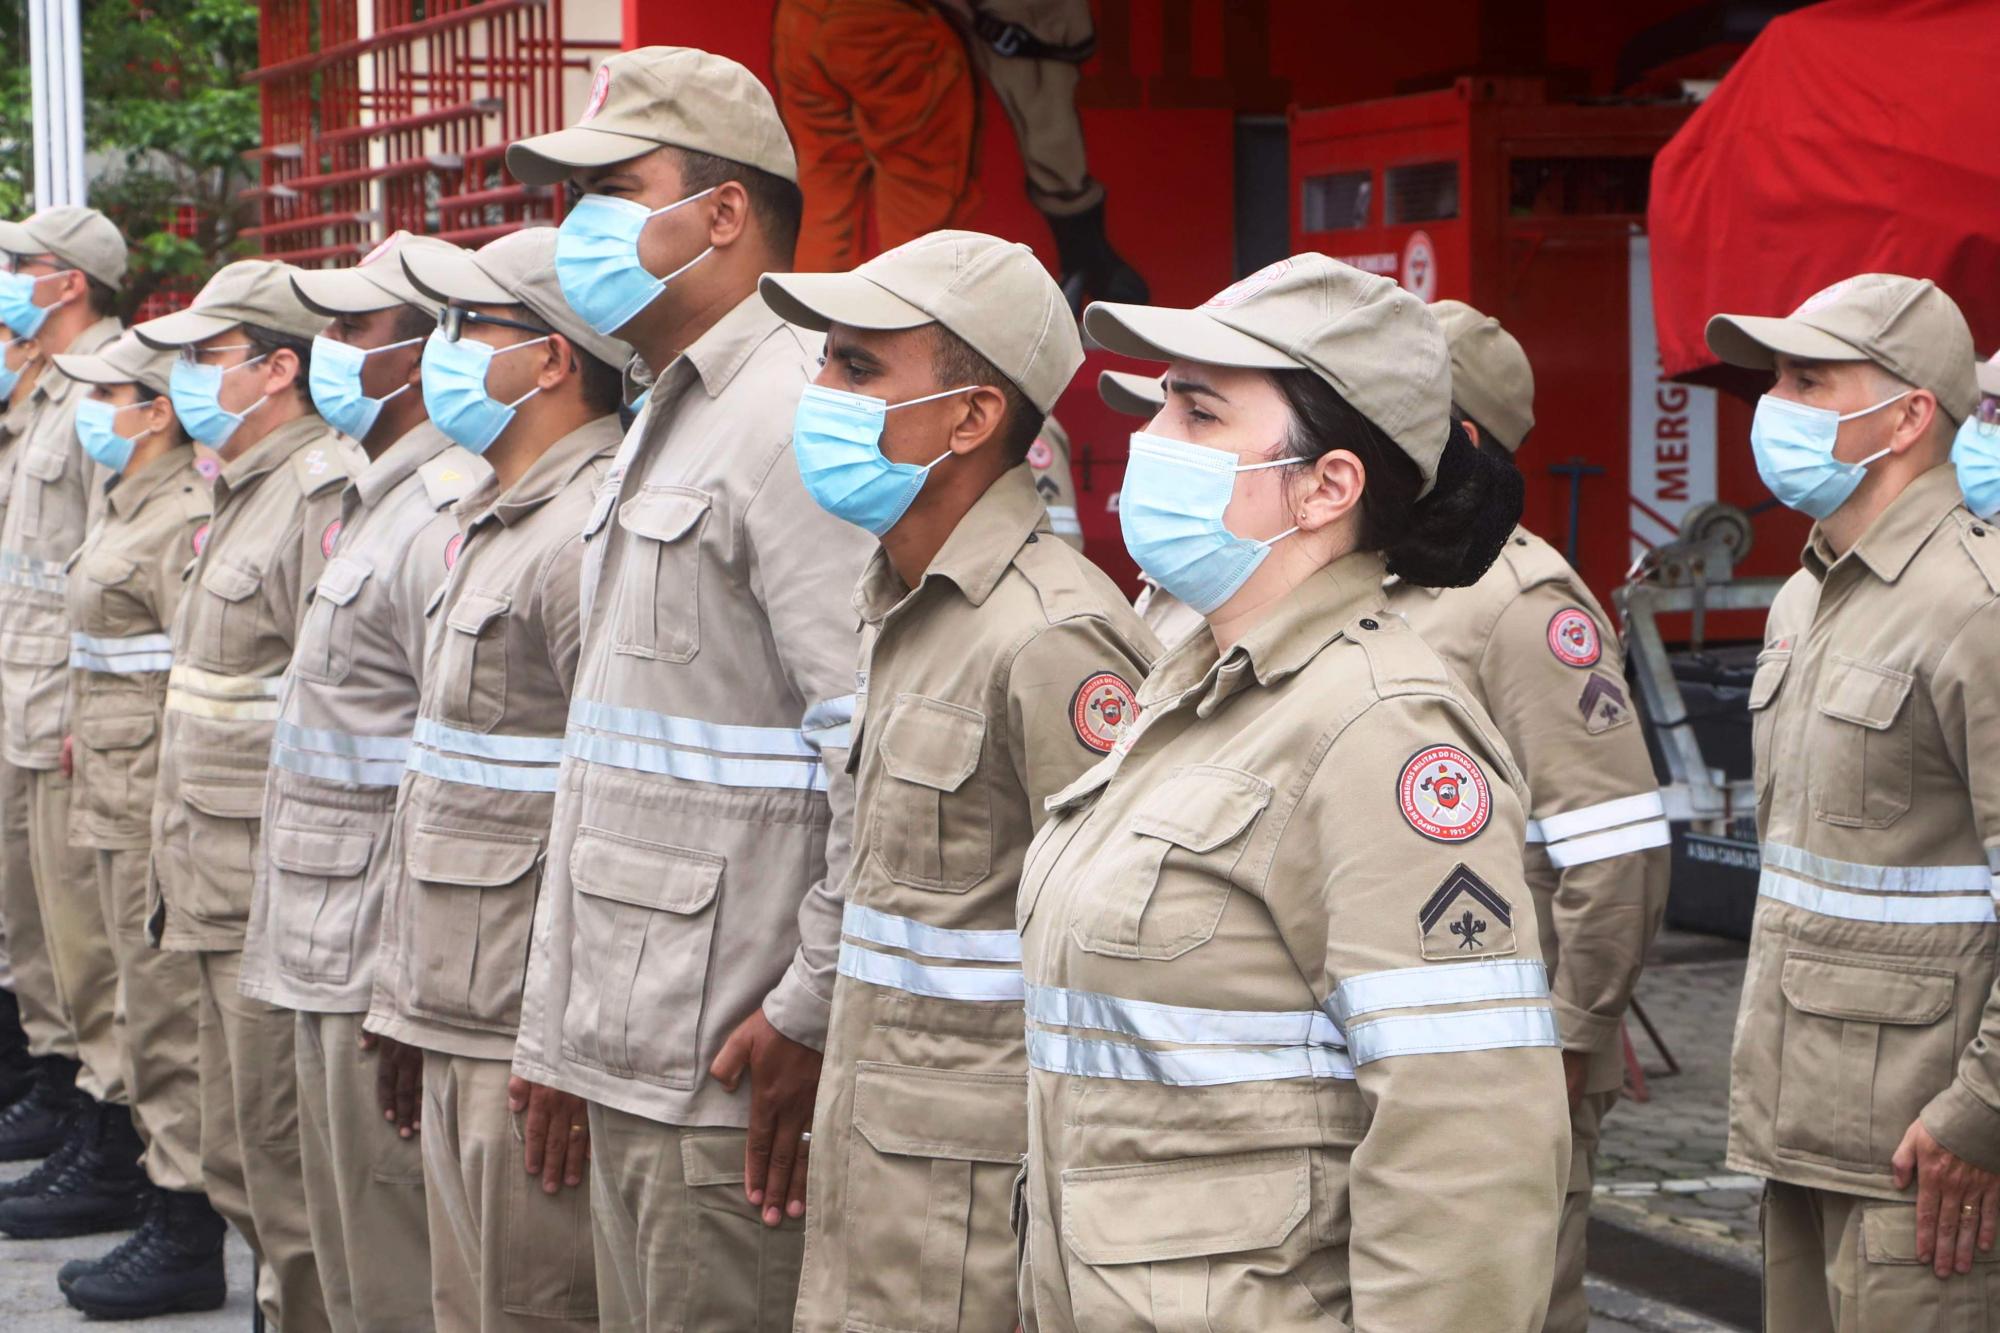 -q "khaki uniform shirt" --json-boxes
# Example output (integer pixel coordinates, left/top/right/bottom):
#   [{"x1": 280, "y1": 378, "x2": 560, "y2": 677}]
[
  {"x1": 366, "y1": 416, "x2": 618, "y2": 1060},
  {"x1": 0, "y1": 316, "x2": 121, "y2": 769},
  {"x1": 512, "y1": 295, "x2": 874, "y2": 1127},
  {"x1": 1728, "y1": 464, "x2": 2000, "y2": 1199},
  {"x1": 1018, "y1": 550, "x2": 1569, "y2": 1332},
  {"x1": 795, "y1": 466, "x2": 1158, "y2": 1333},
  {"x1": 240, "y1": 424, "x2": 487, "y2": 1013},
  {"x1": 150, "y1": 415, "x2": 361, "y2": 952},
  {"x1": 0, "y1": 388, "x2": 36, "y2": 535},
  {"x1": 1132, "y1": 578, "x2": 1205, "y2": 650},
  {"x1": 1030, "y1": 415, "x2": 1082, "y2": 550},
  {"x1": 64, "y1": 448, "x2": 209, "y2": 851},
  {"x1": 1391, "y1": 526, "x2": 1670, "y2": 1092}
]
